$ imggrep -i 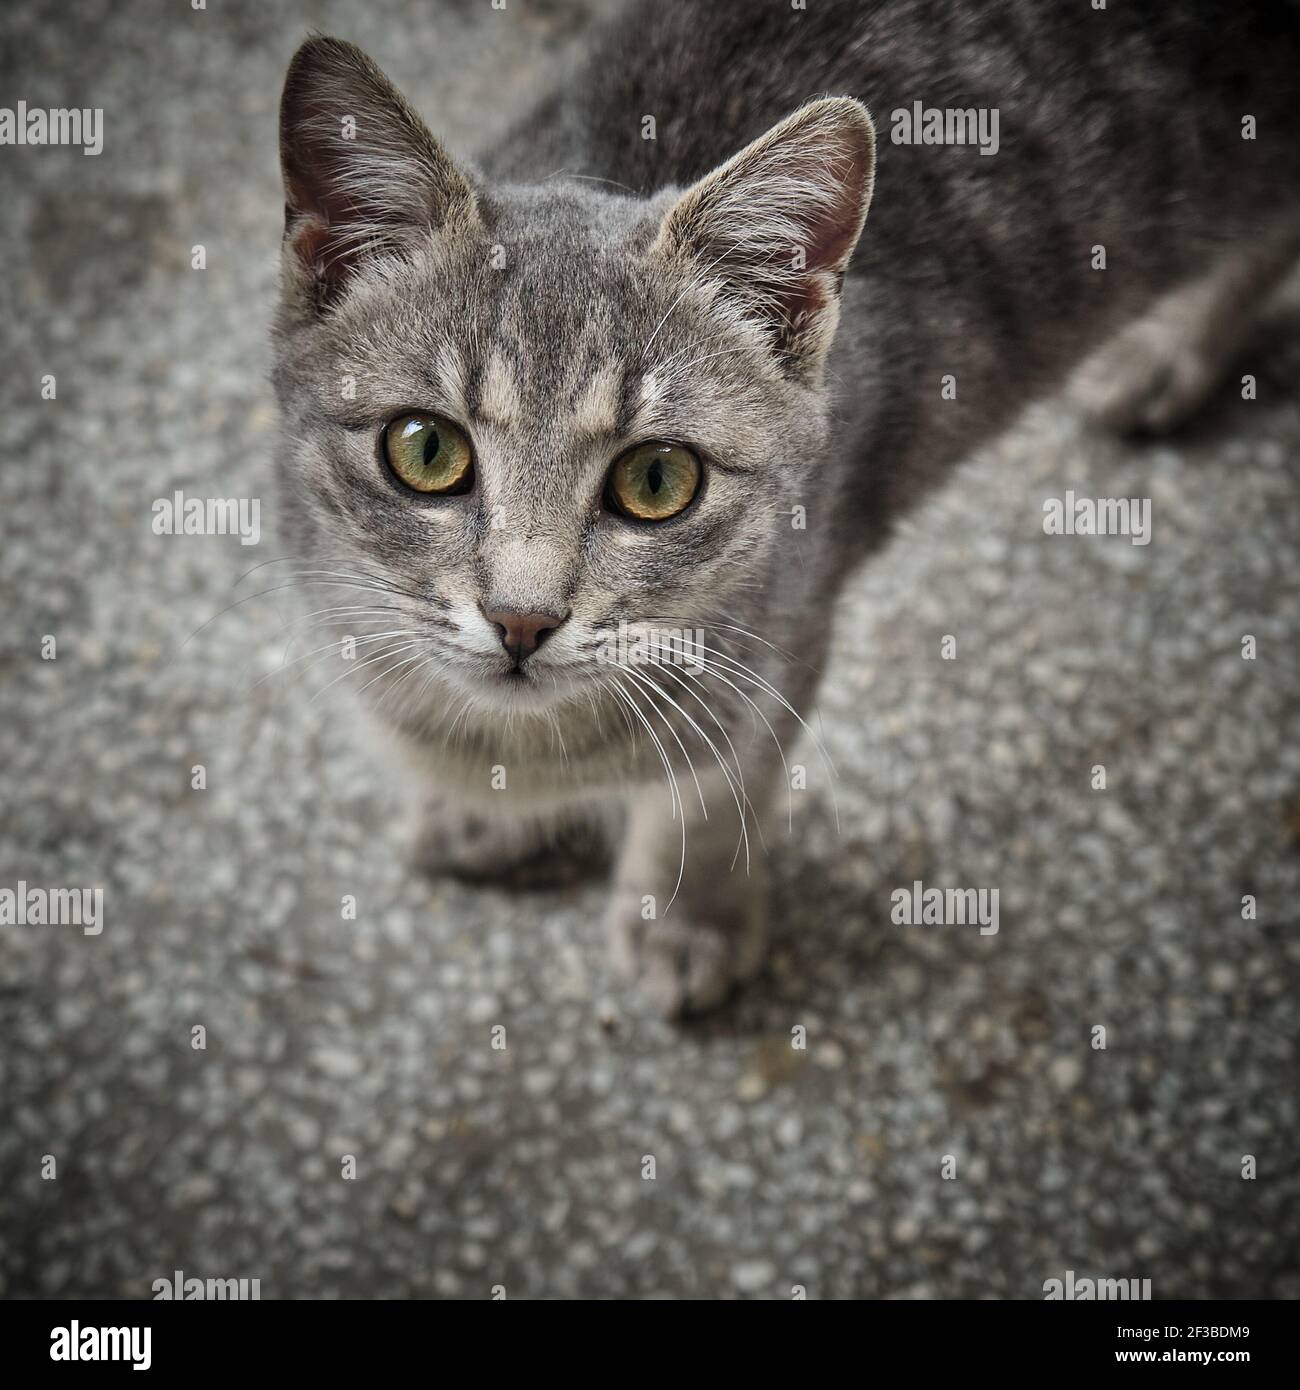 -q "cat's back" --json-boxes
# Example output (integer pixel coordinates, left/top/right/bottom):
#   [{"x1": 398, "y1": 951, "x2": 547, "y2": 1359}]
[{"x1": 493, "y1": 0, "x2": 1300, "y2": 209}]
